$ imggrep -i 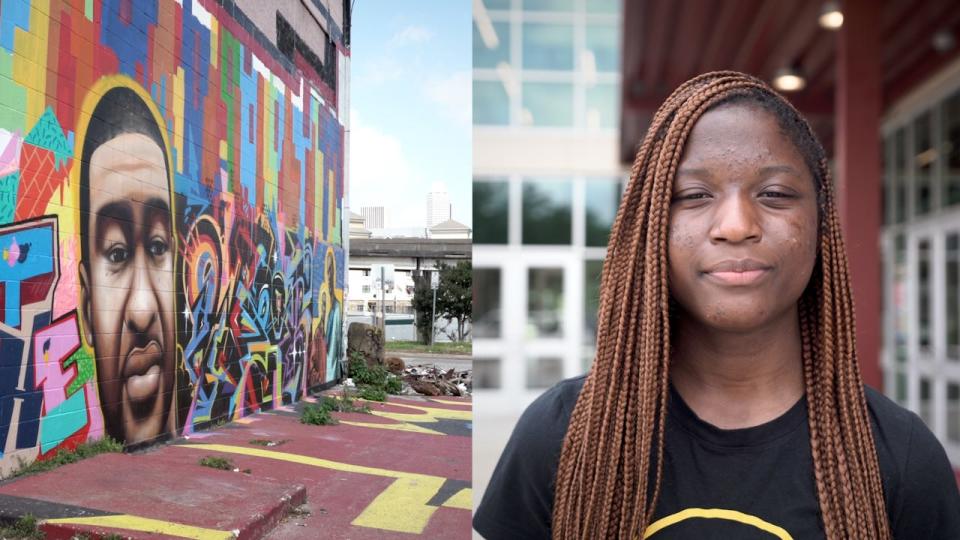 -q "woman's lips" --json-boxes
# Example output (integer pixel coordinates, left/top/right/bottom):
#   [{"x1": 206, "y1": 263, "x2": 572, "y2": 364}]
[
  {"x1": 124, "y1": 342, "x2": 163, "y2": 404},
  {"x1": 704, "y1": 268, "x2": 770, "y2": 286}
]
